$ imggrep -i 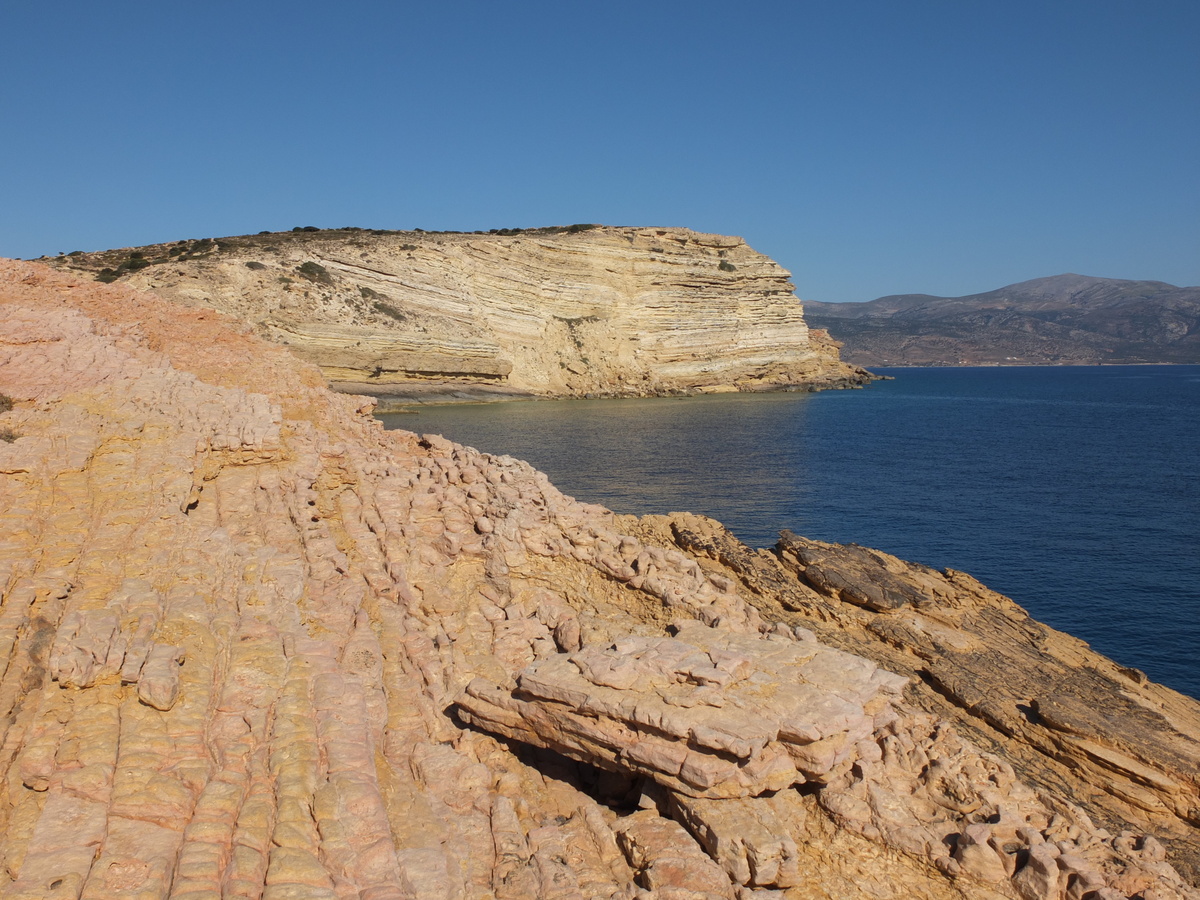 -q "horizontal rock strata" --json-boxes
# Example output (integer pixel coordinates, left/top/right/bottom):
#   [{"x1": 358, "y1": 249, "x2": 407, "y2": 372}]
[
  {"x1": 457, "y1": 623, "x2": 906, "y2": 799},
  {"x1": 0, "y1": 259, "x2": 1197, "y2": 899},
  {"x1": 46, "y1": 226, "x2": 872, "y2": 399}
]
